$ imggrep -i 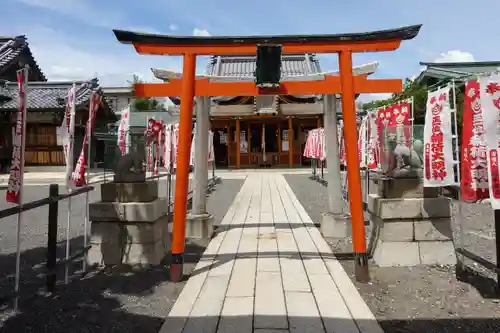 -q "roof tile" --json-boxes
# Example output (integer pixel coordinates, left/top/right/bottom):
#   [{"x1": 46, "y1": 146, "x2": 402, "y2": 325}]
[
  {"x1": 0, "y1": 79, "x2": 99, "y2": 110},
  {"x1": 0, "y1": 36, "x2": 46, "y2": 81},
  {"x1": 206, "y1": 54, "x2": 322, "y2": 77}
]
